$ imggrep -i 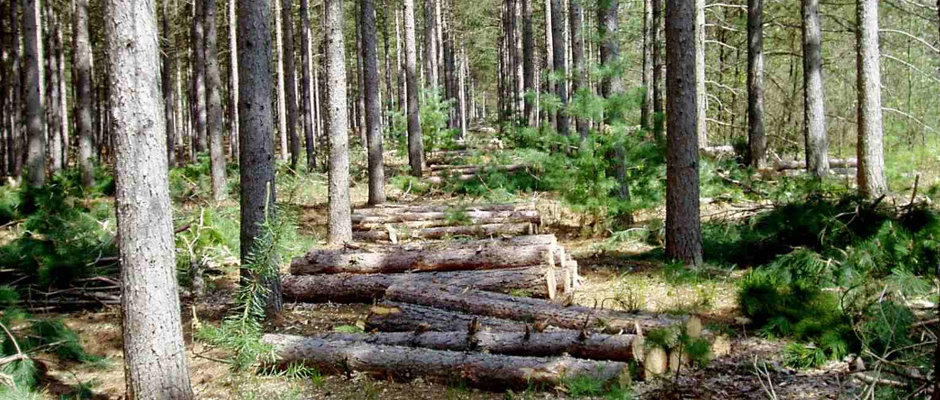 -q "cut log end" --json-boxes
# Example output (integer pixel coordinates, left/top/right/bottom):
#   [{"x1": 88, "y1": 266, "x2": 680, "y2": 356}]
[
  {"x1": 544, "y1": 267, "x2": 557, "y2": 300},
  {"x1": 643, "y1": 347, "x2": 668, "y2": 381}
]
